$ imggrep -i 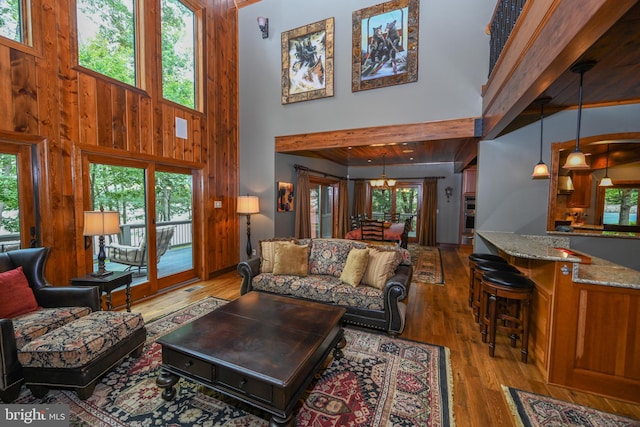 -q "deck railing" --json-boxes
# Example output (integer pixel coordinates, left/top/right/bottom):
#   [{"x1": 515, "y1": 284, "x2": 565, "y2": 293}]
[{"x1": 488, "y1": 0, "x2": 527, "y2": 75}]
